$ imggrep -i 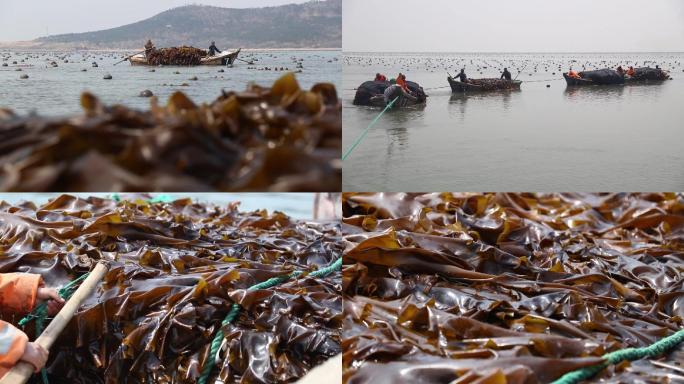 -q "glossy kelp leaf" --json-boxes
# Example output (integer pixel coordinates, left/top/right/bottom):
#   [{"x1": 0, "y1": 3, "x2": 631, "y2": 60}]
[
  {"x1": 0, "y1": 74, "x2": 341, "y2": 192},
  {"x1": 0, "y1": 194, "x2": 342, "y2": 383},
  {"x1": 342, "y1": 193, "x2": 684, "y2": 383}
]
